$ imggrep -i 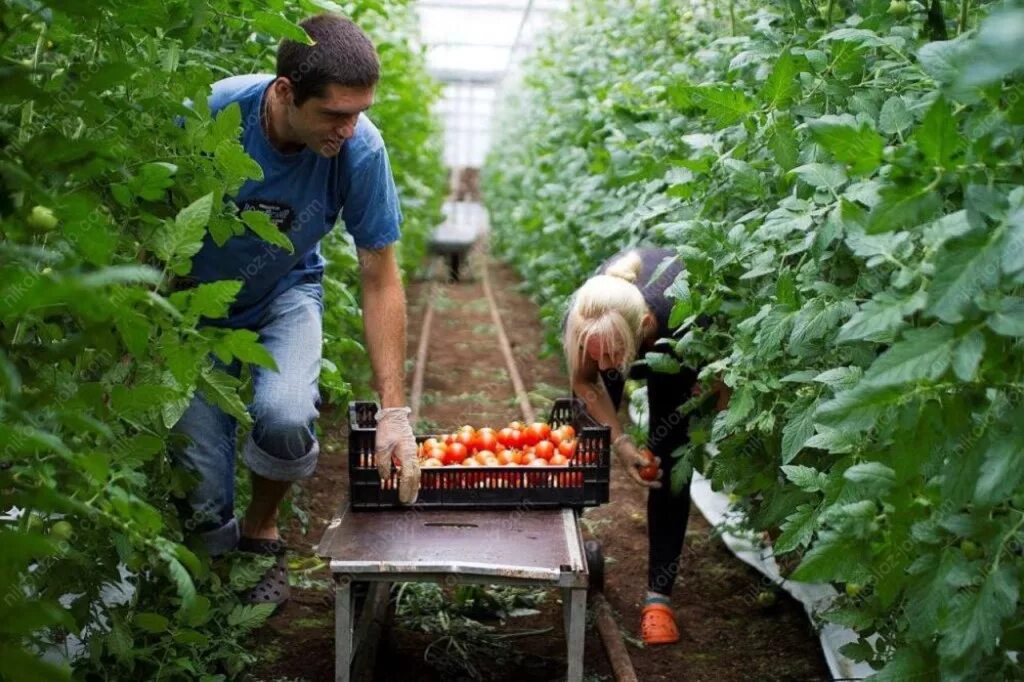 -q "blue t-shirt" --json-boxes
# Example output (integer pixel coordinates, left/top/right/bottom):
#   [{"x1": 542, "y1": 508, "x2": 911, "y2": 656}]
[{"x1": 187, "y1": 74, "x2": 402, "y2": 328}]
